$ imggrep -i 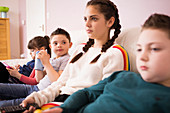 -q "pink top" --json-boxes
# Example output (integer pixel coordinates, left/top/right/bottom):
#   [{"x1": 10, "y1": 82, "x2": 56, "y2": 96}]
[{"x1": 19, "y1": 68, "x2": 38, "y2": 85}]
